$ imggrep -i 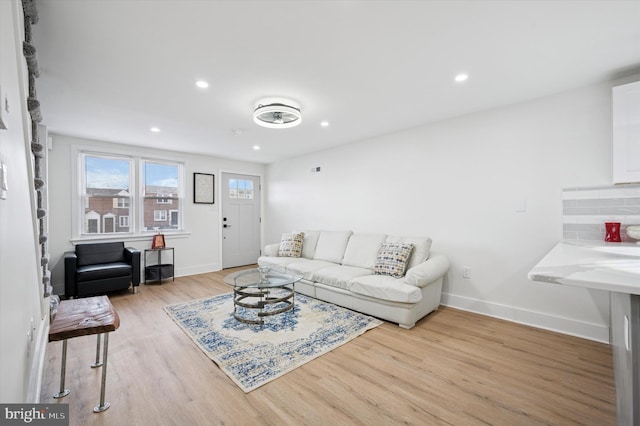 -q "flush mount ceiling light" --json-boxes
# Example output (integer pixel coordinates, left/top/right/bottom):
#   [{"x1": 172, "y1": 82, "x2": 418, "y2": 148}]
[{"x1": 253, "y1": 102, "x2": 302, "y2": 129}]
